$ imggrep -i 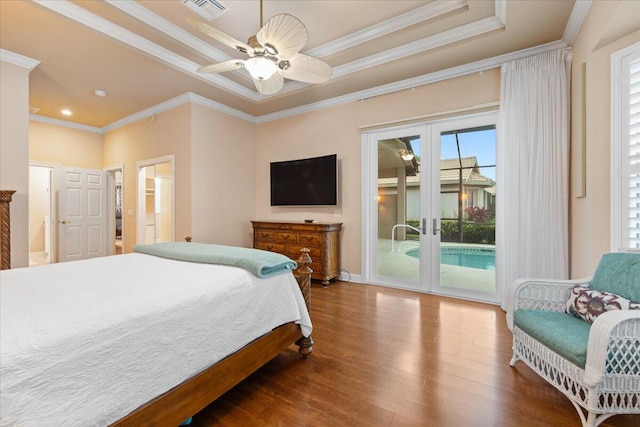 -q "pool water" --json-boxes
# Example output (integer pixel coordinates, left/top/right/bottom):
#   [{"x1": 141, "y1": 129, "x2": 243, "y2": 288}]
[{"x1": 406, "y1": 247, "x2": 495, "y2": 271}]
